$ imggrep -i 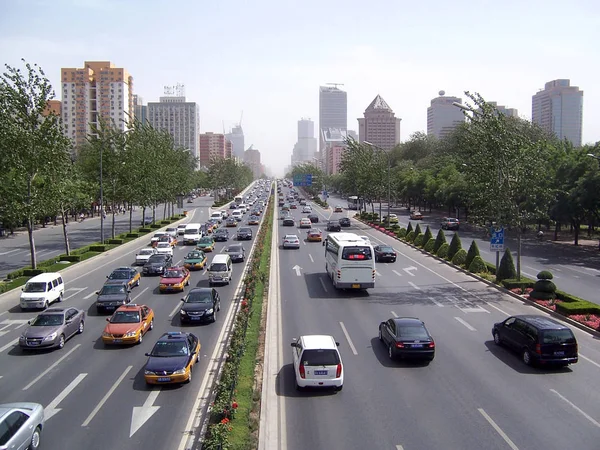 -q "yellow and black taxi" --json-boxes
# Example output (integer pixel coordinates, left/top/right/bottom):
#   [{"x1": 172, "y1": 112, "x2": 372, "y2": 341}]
[
  {"x1": 106, "y1": 267, "x2": 141, "y2": 289},
  {"x1": 334, "y1": 205, "x2": 344, "y2": 212},
  {"x1": 159, "y1": 266, "x2": 191, "y2": 293},
  {"x1": 144, "y1": 331, "x2": 201, "y2": 385},
  {"x1": 183, "y1": 250, "x2": 207, "y2": 270},
  {"x1": 307, "y1": 228, "x2": 323, "y2": 242},
  {"x1": 247, "y1": 215, "x2": 260, "y2": 225},
  {"x1": 196, "y1": 236, "x2": 215, "y2": 252},
  {"x1": 225, "y1": 217, "x2": 238, "y2": 227},
  {"x1": 102, "y1": 304, "x2": 154, "y2": 345},
  {"x1": 158, "y1": 234, "x2": 178, "y2": 247}
]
